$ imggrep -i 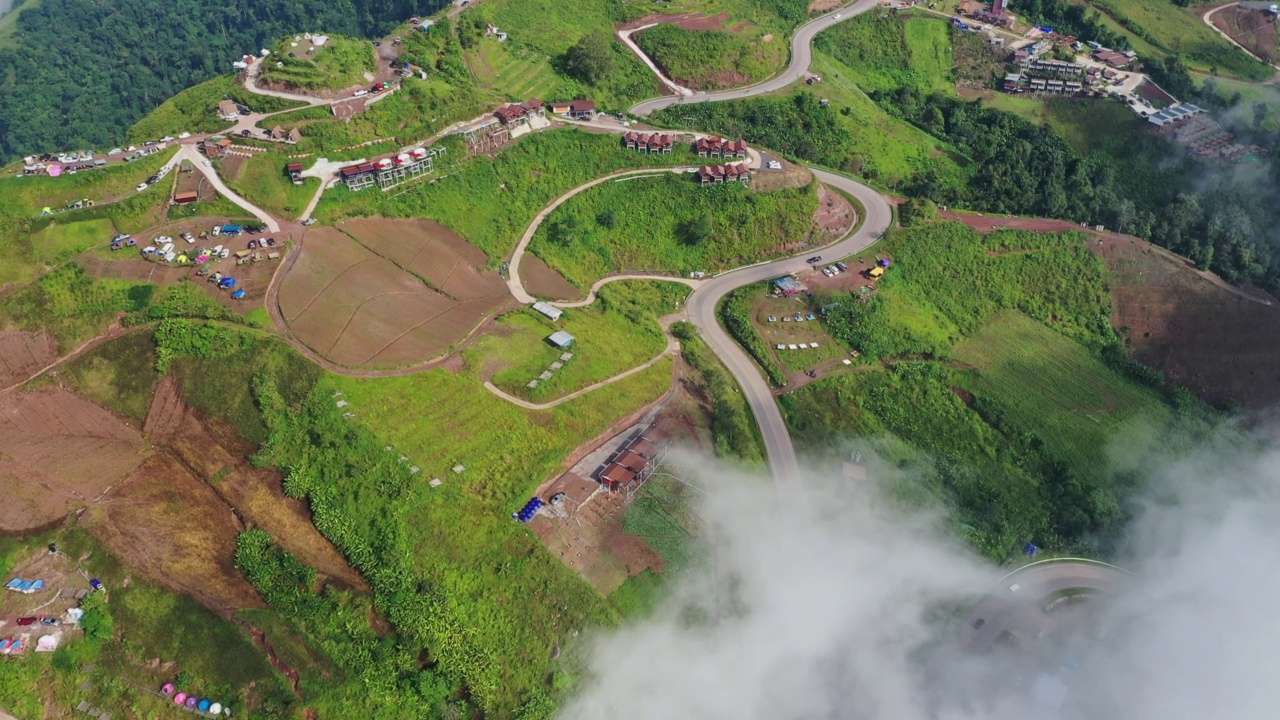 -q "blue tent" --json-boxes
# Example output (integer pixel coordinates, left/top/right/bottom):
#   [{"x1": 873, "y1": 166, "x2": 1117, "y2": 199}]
[
  {"x1": 219, "y1": 278, "x2": 237, "y2": 288},
  {"x1": 231, "y1": 289, "x2": 246, "y2": 299}
]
